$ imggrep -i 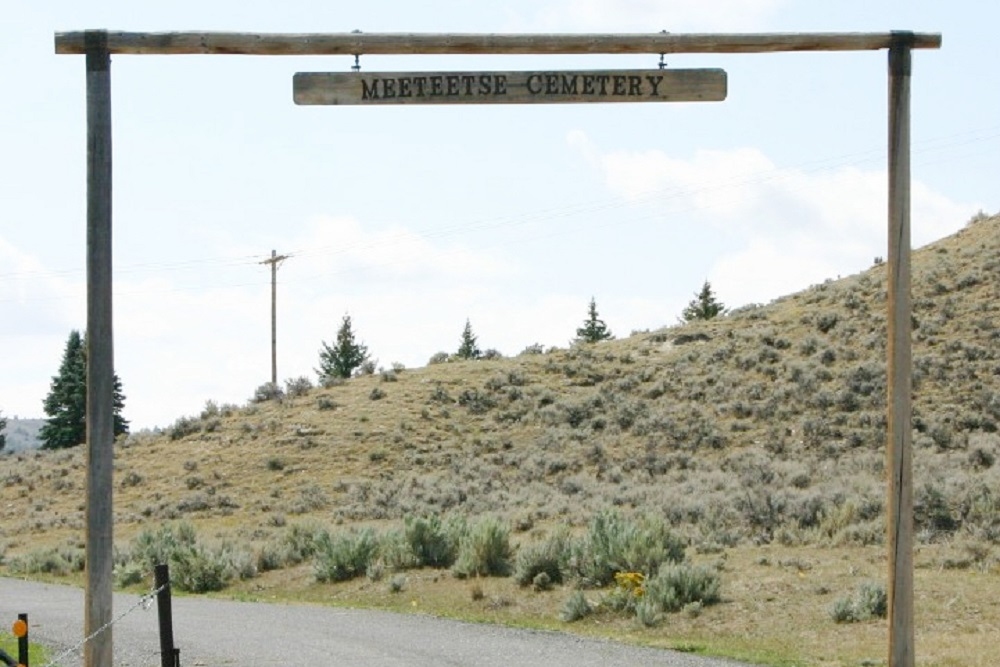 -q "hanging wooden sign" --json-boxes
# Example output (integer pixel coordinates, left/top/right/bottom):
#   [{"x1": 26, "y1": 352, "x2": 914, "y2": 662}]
[{"x1": 293, "y1": 68, "x2": 726, "y2": 105}]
